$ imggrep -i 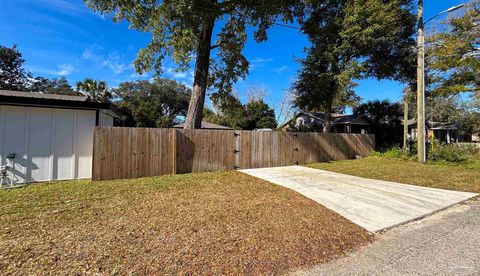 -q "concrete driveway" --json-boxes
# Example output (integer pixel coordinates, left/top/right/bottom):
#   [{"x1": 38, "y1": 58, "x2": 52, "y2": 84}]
[{"x1": 241, "y1": 166, "x2": 478, "y2": 232}]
